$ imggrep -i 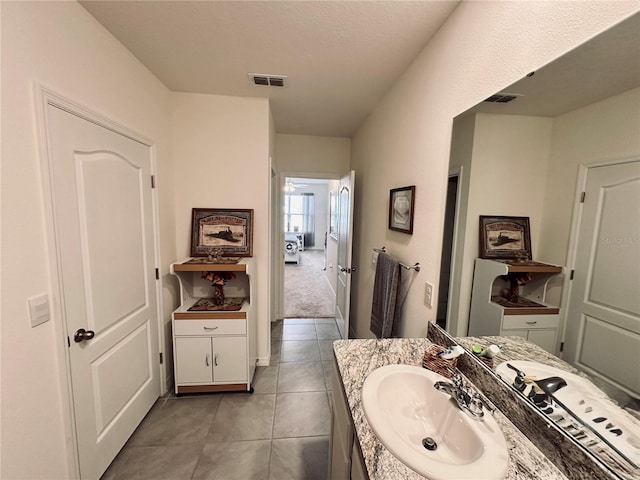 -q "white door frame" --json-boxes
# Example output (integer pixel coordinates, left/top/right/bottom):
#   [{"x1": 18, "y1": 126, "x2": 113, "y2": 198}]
[
  {"x1": 443, "y1": 166, "x2": 463, "y2": 334},
  {"x1": 34, "y1": 84, "x2": 165, "y2": 477},
  {"x1": 558, "y1": 156, "x2": 639, "y2": 358}
]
